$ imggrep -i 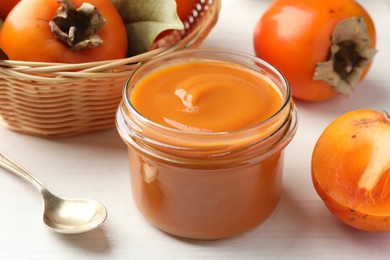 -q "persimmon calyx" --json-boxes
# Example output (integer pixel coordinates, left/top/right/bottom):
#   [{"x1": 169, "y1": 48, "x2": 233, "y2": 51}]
[
  {"x1": 313, "y1": 17, "x2": 377, "y2": 95},
  {"x1": 49, "y1": 0, "x2": 106, "y2": 51},
  {"x1": 358, "y1": 112, "x2": 390, "y2": 192}
]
